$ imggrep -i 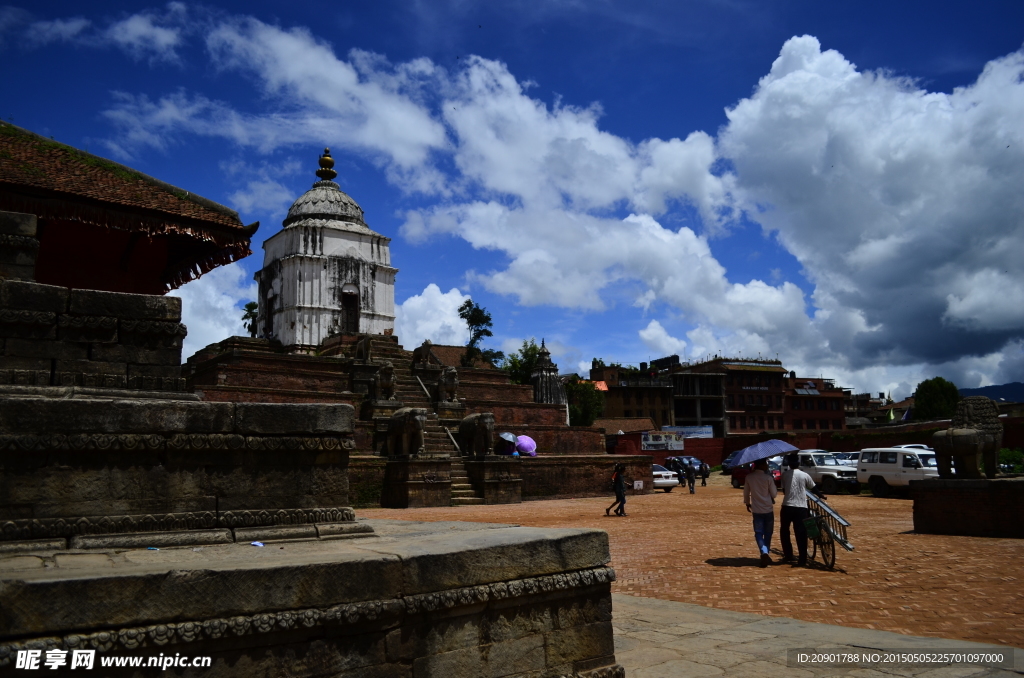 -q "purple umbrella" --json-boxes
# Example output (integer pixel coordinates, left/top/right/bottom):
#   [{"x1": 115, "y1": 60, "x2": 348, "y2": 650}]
[{"x1": 515, "y1": 435, "x2": 537, "y2": 457}]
